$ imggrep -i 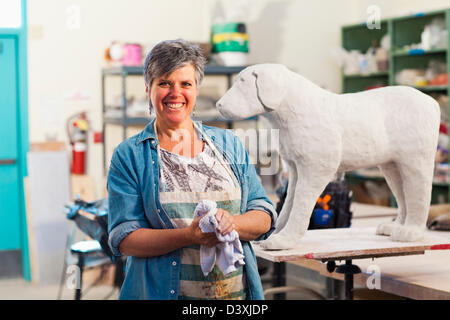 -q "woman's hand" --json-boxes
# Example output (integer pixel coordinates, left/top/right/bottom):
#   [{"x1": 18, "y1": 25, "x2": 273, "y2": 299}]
[
  {"x1": 187, "y1": 215, "x2": 220, "y2": 247},
  {"x1": 215, "y1": 208, "x2": 236, "y2": 236}
]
